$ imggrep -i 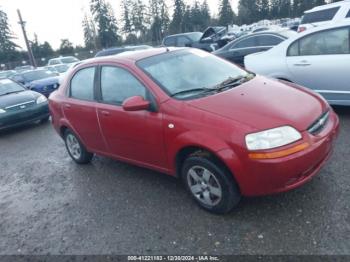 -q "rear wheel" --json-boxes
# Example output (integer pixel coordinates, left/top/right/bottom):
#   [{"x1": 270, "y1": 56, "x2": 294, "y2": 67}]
[
  {"x1": 182, "y1": 156, "x2": 241, "y2": 214},
  {"x1": 64, "y1": 129, "x2": 93, "y2": 164}
]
